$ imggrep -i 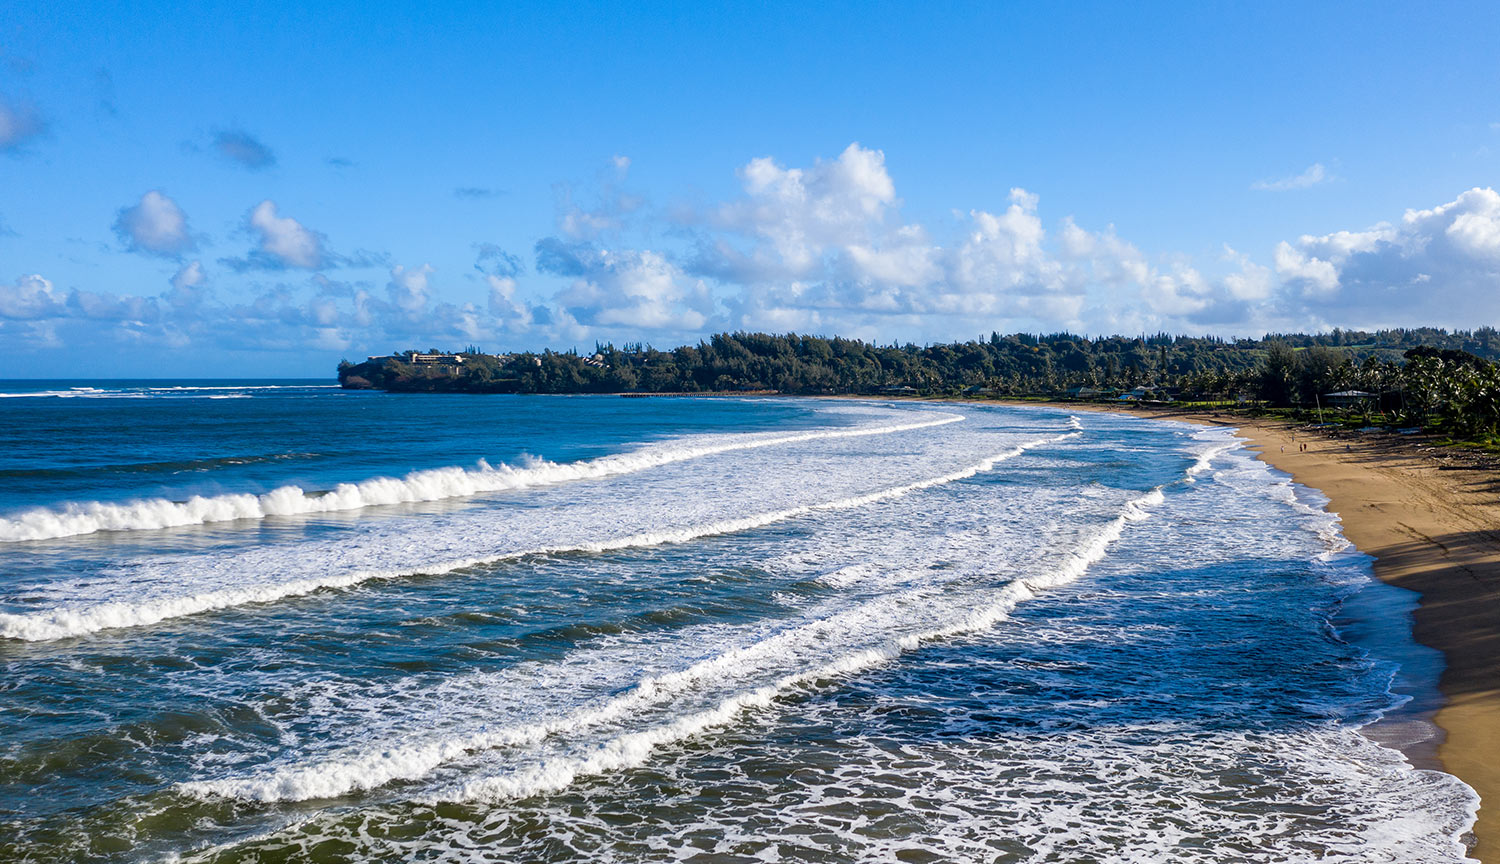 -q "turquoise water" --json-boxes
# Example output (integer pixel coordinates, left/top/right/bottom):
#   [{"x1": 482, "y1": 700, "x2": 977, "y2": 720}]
[{"x1": 0, "y1": 383, "x2": 1479, "y2": 861}]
